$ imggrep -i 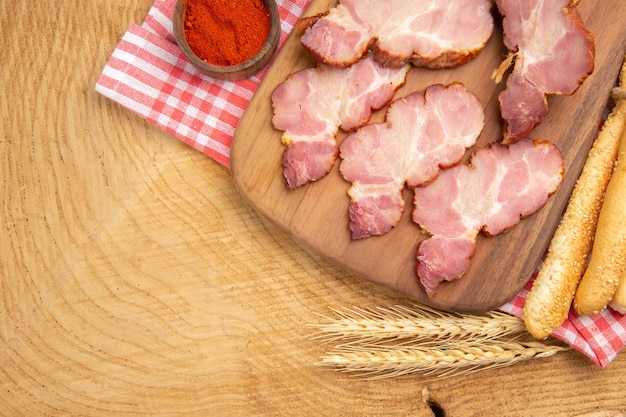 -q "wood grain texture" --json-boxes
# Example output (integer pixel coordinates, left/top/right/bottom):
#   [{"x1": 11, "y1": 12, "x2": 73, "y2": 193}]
[
  {"x1": 231, "y1": 0, "x2": 626, "y2": 313},
  {"x1": 2, "y1": 0, "x2": 626, "y2": 415}
]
